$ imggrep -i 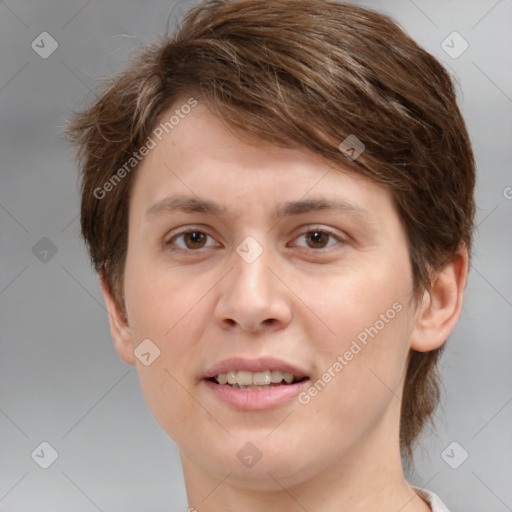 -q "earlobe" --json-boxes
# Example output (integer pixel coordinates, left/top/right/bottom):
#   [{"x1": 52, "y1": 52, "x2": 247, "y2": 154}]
[
  {"x1": 410, "y1": 245, "x2": 469, "y2": 352},
  {"x1": 99, "y1": 272, "x2": 136, "y2": 365}
]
